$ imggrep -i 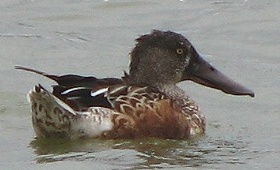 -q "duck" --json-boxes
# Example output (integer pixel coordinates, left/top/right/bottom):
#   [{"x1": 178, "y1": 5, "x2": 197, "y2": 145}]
[{"x1": 15, "y1": 30, "x2": 254, "y2": 139}]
